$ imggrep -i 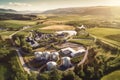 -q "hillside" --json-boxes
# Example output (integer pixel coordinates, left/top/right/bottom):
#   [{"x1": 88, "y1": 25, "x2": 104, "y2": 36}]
[
  {"x1": 42, "y1": 6, "x2": 120, "y2": 16},
  {"x1": 0, "y1": 8, "x2": 16, "y2": 13}
]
